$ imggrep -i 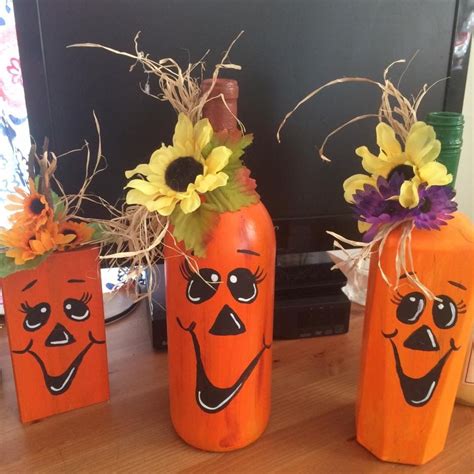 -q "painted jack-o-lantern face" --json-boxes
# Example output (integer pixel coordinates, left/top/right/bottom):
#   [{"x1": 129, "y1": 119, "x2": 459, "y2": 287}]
[
  {"x1": 177, "y1": 258, "x2": 271, "y2": 413},
  {"x1": 165, "y1": 202, "x2": 275, "y2": 450},
  {"x1": 383, "y1": 276, "x2": 467, "y2": 407},
  {"x1": 2, "y1": 247, "x2": 109, "y2": 422},
  {"x1": 356, "y1": 213, "x2": 474, "y2": 465}
]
